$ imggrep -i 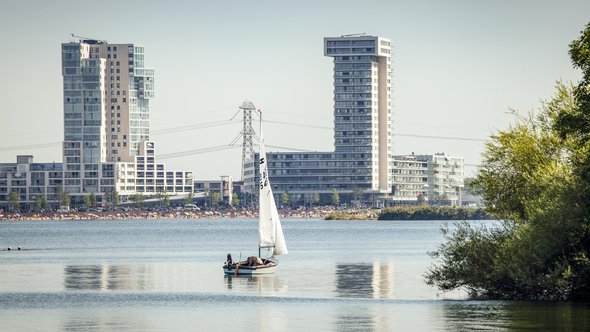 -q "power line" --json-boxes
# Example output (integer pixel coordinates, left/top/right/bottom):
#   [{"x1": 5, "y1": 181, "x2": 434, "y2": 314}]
[
  {"x1": 152, "y1": 119, "x2": 239, "y2": 135},
  {"x1": 158, "y1": 145, "x2": 240, "y2": 160},
  {"x1": 0, "y1": 142, "x2": 61, "y2": 152},
  {"x1": 263, "y1": 119, "x2": 487, "y2": 142},
  {"x1": 395, "y1": 133, "x2": 487, "y2": 142}
]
